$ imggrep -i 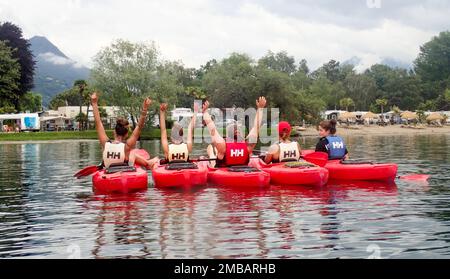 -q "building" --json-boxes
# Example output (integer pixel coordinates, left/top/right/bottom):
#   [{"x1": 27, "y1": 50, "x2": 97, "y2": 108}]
[
  {"x1": 55, "y1": 106, "x2": 123, "y2": 129},
  {"x1": 323, "y1": 110, "x2": 347, "y2": 120}
]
